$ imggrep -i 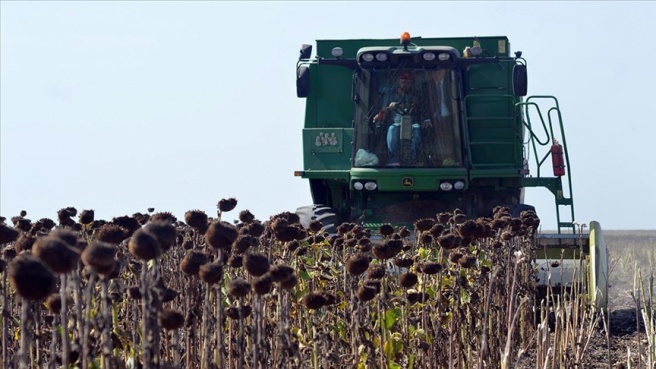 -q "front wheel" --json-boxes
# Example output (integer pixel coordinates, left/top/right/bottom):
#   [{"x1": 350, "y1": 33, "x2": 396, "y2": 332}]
[{"x1": 510, "y1": 204, "x2": 536, "y2": 218}]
